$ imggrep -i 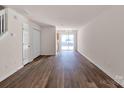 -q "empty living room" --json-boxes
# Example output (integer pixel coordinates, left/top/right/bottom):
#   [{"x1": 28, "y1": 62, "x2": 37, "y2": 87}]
[{"x1": 0, "y1": 0, "x2": 124, "y2": 92}]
